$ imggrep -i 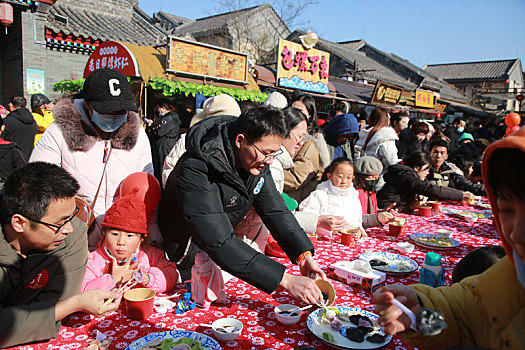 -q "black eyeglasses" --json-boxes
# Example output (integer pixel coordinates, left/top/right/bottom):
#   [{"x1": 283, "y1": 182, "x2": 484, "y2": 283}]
[
  {"x1": 247, "y1": 140, "x2": 283, "y2": 162},
  {"x1": 21, "y1": 207, "x2": 80, "y2": 233}
]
